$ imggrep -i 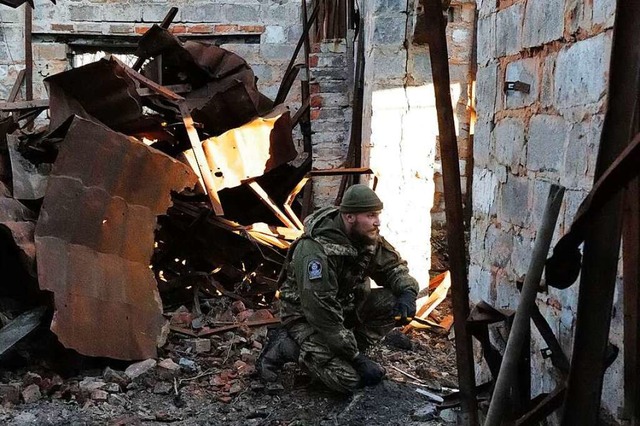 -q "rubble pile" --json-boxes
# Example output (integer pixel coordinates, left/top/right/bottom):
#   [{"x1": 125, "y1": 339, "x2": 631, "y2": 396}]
[{"x1": 0, "y1": 9, "x2": 310, "y2": 399}]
